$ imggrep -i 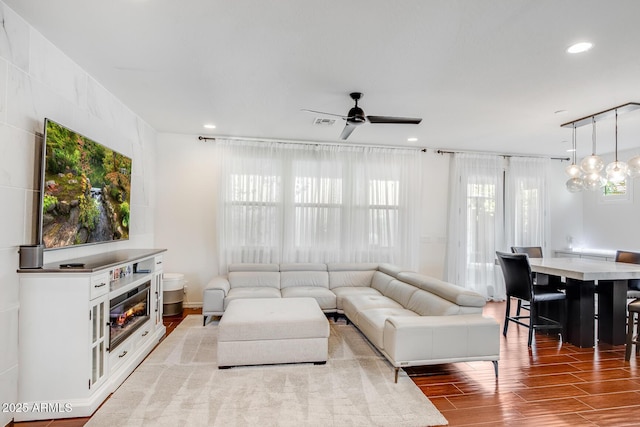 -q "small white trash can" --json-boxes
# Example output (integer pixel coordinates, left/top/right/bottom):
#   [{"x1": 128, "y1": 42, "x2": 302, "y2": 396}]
[{"x1": 163, "y1": 273, "x2": 185, "y2": 316}]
